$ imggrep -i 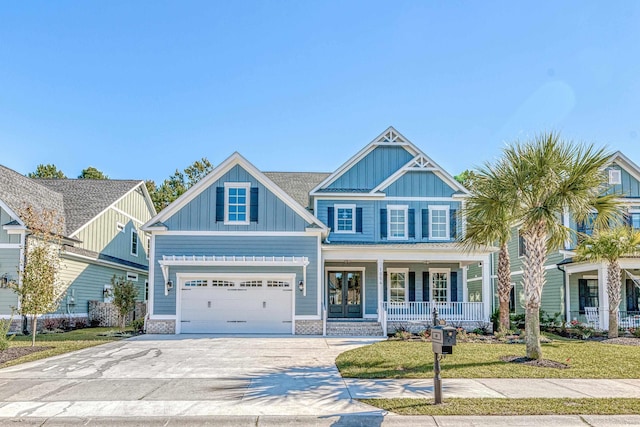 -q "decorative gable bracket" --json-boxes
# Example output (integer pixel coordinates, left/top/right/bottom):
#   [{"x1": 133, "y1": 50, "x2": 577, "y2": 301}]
[{"x1": 376, "y1": 129, "x2": 408, "y2": 145}]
